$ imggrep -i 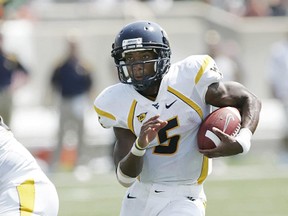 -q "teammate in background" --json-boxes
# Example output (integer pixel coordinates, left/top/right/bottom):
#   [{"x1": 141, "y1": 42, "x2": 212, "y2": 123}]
[
  {"x1": 94, "y1": 21, "x2": 261, "y2": 216},
  {"x1": 268, "y1": 35, "x2": 288, "y2": 153},
  {"x1": 50, "y1": 38, "x2": 93, "y2": 171},
  {"x1": 0, "y1": 33, "x2": 29, "y2": 126},
  {"x1": 0, "y1": 116, "x2": 59, "y2": 215}
]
